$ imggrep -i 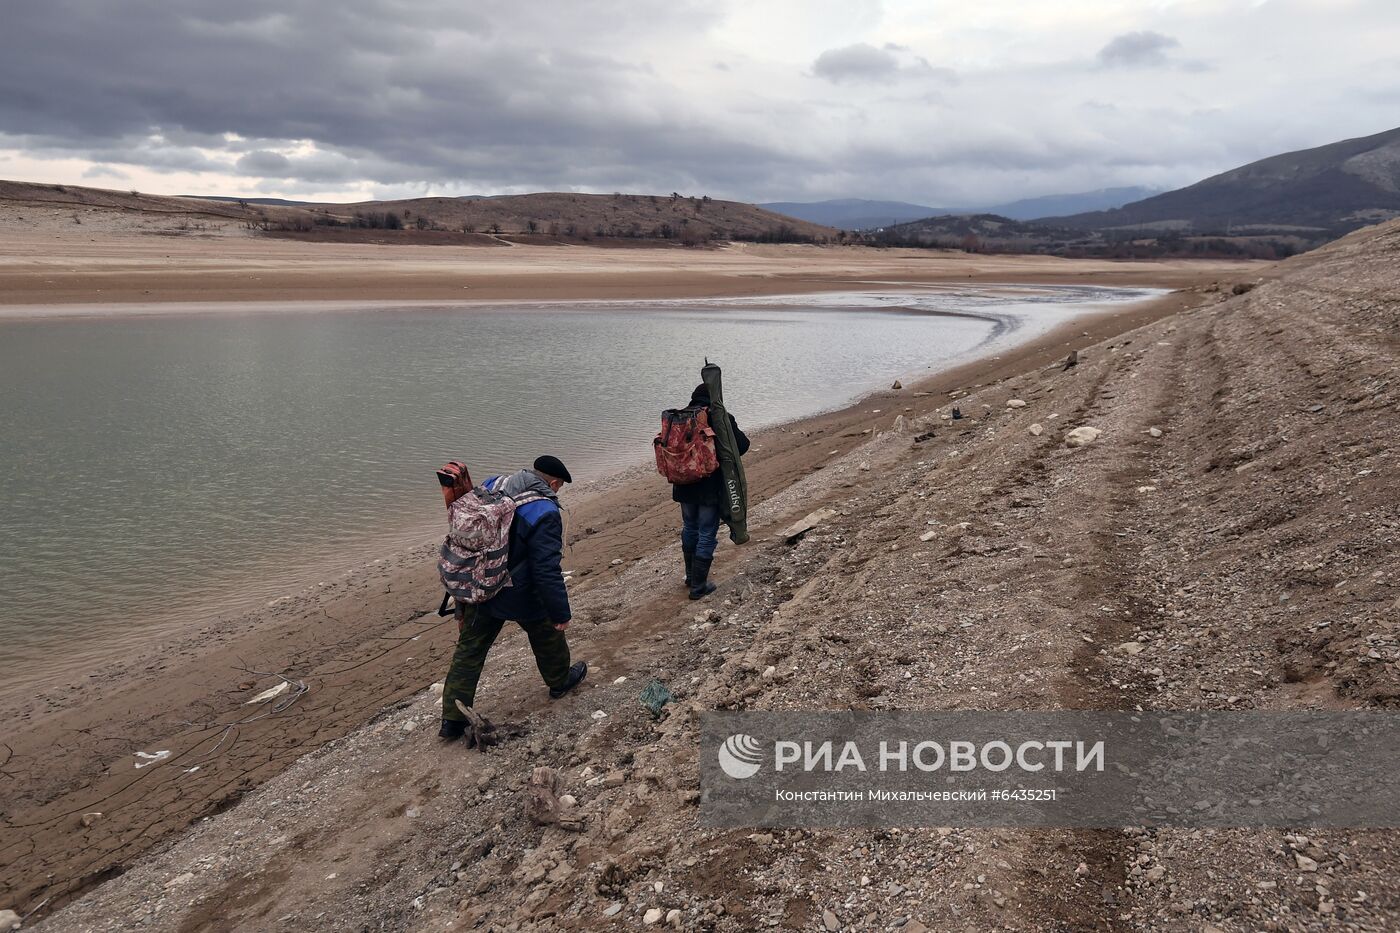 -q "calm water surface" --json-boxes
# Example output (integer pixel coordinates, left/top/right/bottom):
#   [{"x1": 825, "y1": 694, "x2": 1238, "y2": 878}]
[{"x1": 0, "y1": 286, "x2": 1158, "y2": 689}]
